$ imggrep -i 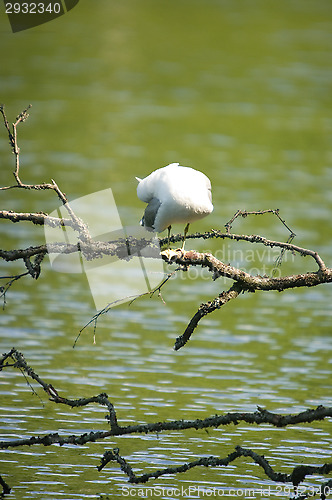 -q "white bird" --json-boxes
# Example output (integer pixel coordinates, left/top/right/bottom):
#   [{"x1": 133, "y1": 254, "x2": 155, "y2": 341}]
[{"x1": 136, "y1": 162, "x2": 213, "y2": 250}]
